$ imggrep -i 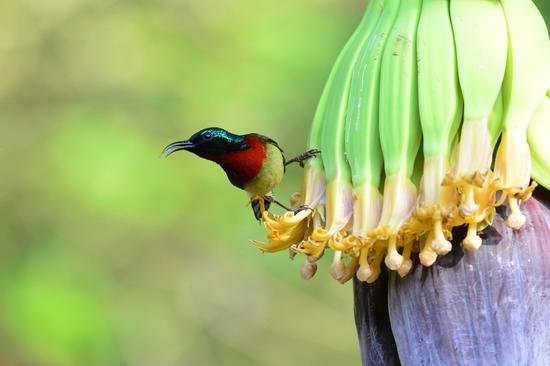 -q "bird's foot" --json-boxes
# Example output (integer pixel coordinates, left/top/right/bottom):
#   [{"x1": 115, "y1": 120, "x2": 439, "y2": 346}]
[
  {"x1": 250, "y1": 196, "x2": 268, "y2": 221},
  {"x1": 264, "y1": 195, "x2": 293, "y2": 212},
  {"x1": 294, "y1": 205, "x2": 313, "y2": 215},
  {"x1": 285, "y1": 149, "x2": 321, "y2": 168}
]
